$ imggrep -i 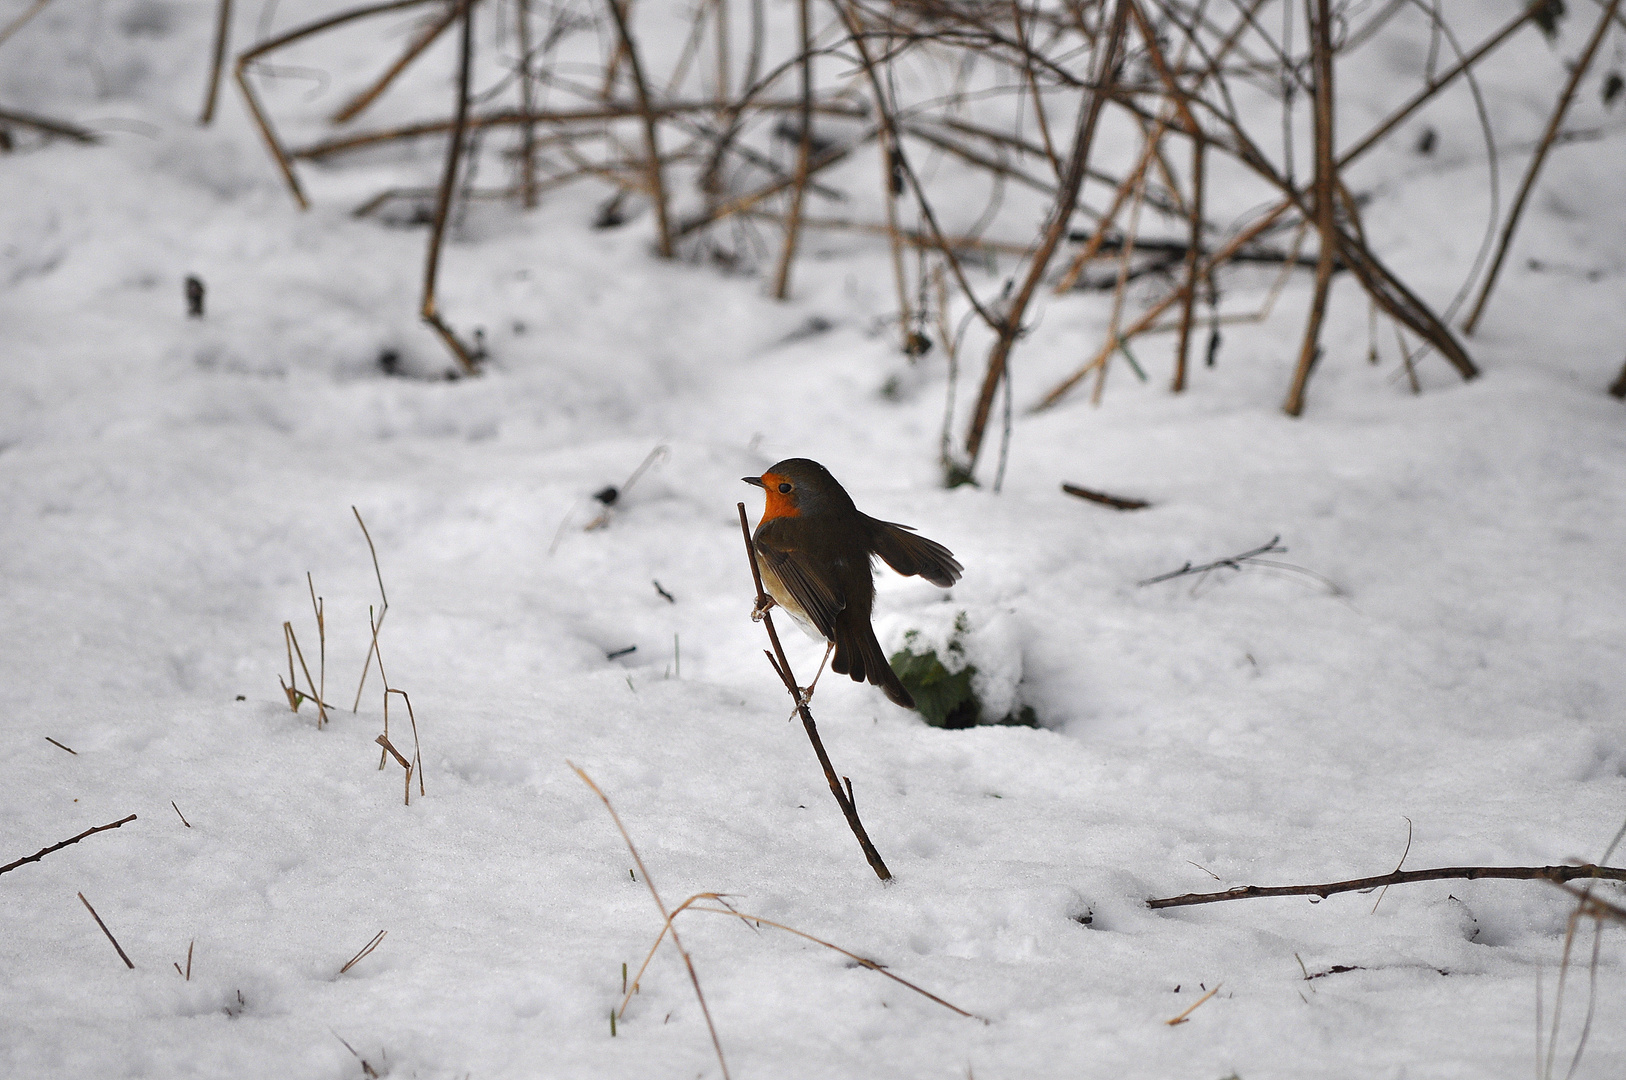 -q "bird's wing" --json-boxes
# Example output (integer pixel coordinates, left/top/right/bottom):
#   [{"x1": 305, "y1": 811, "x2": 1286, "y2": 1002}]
[
  {"x1": 754, "y1": 524, "x2": 845, "y2": 639},
  {"x1": 866, "y1": 518, "x2": 963, "y2": 587}
]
